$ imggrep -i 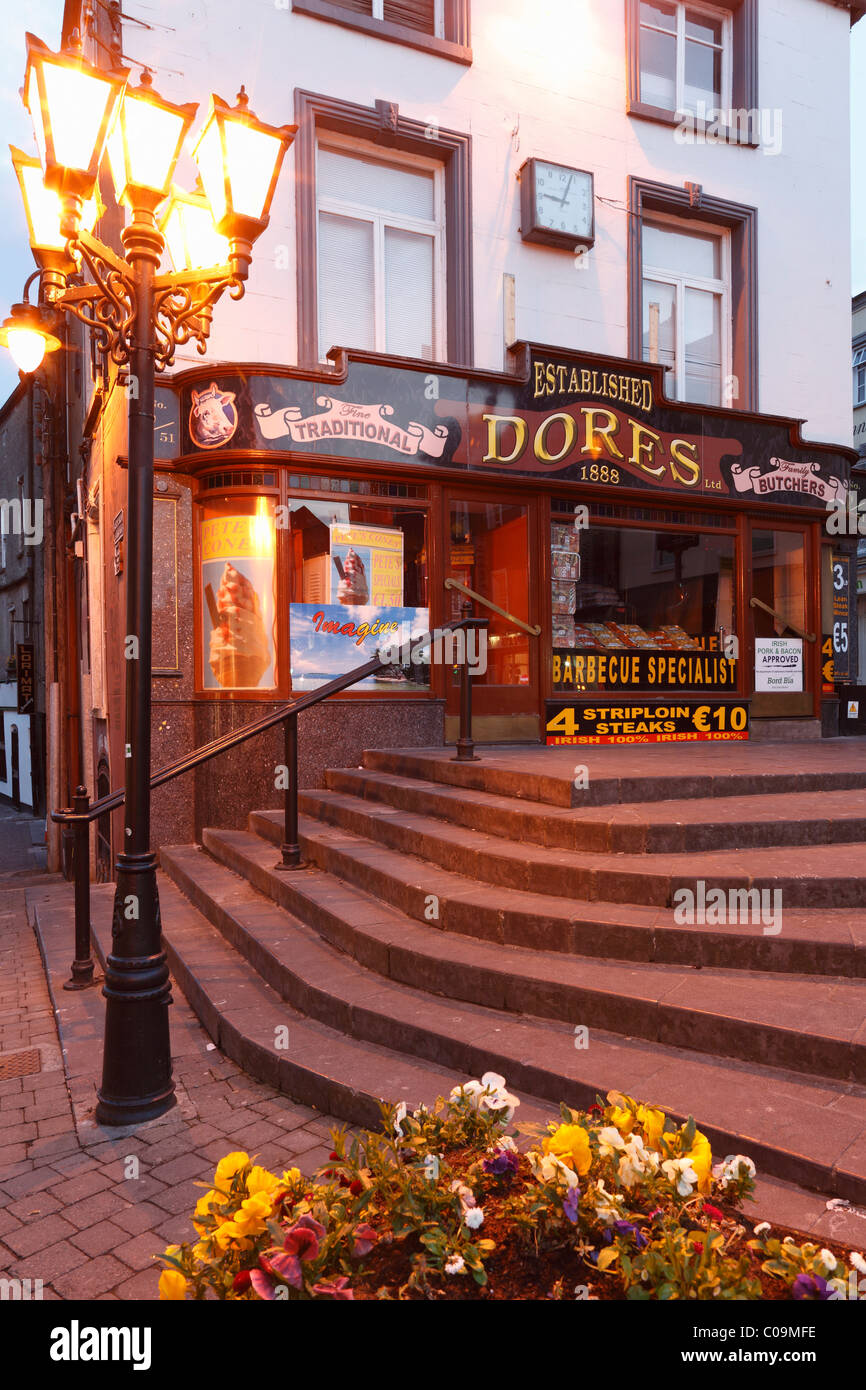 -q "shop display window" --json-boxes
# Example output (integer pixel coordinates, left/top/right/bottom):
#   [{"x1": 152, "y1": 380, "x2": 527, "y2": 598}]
[
  {"x1": 199, "y1": 495, "x2": 278, "y2": 692},
  {"x1": 551, "y1": 509, "x2": 736, "y2": 692},
  {"x1": 287, "y1": 497, "x2": 429, "y2": 692}
]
